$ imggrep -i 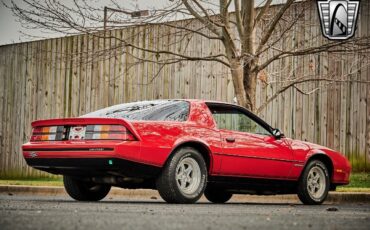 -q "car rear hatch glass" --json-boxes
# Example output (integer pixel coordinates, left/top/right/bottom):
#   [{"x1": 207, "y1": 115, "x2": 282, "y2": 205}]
[{"x1": 81, "y1": 100, "x2": 189, "y2": 122}]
